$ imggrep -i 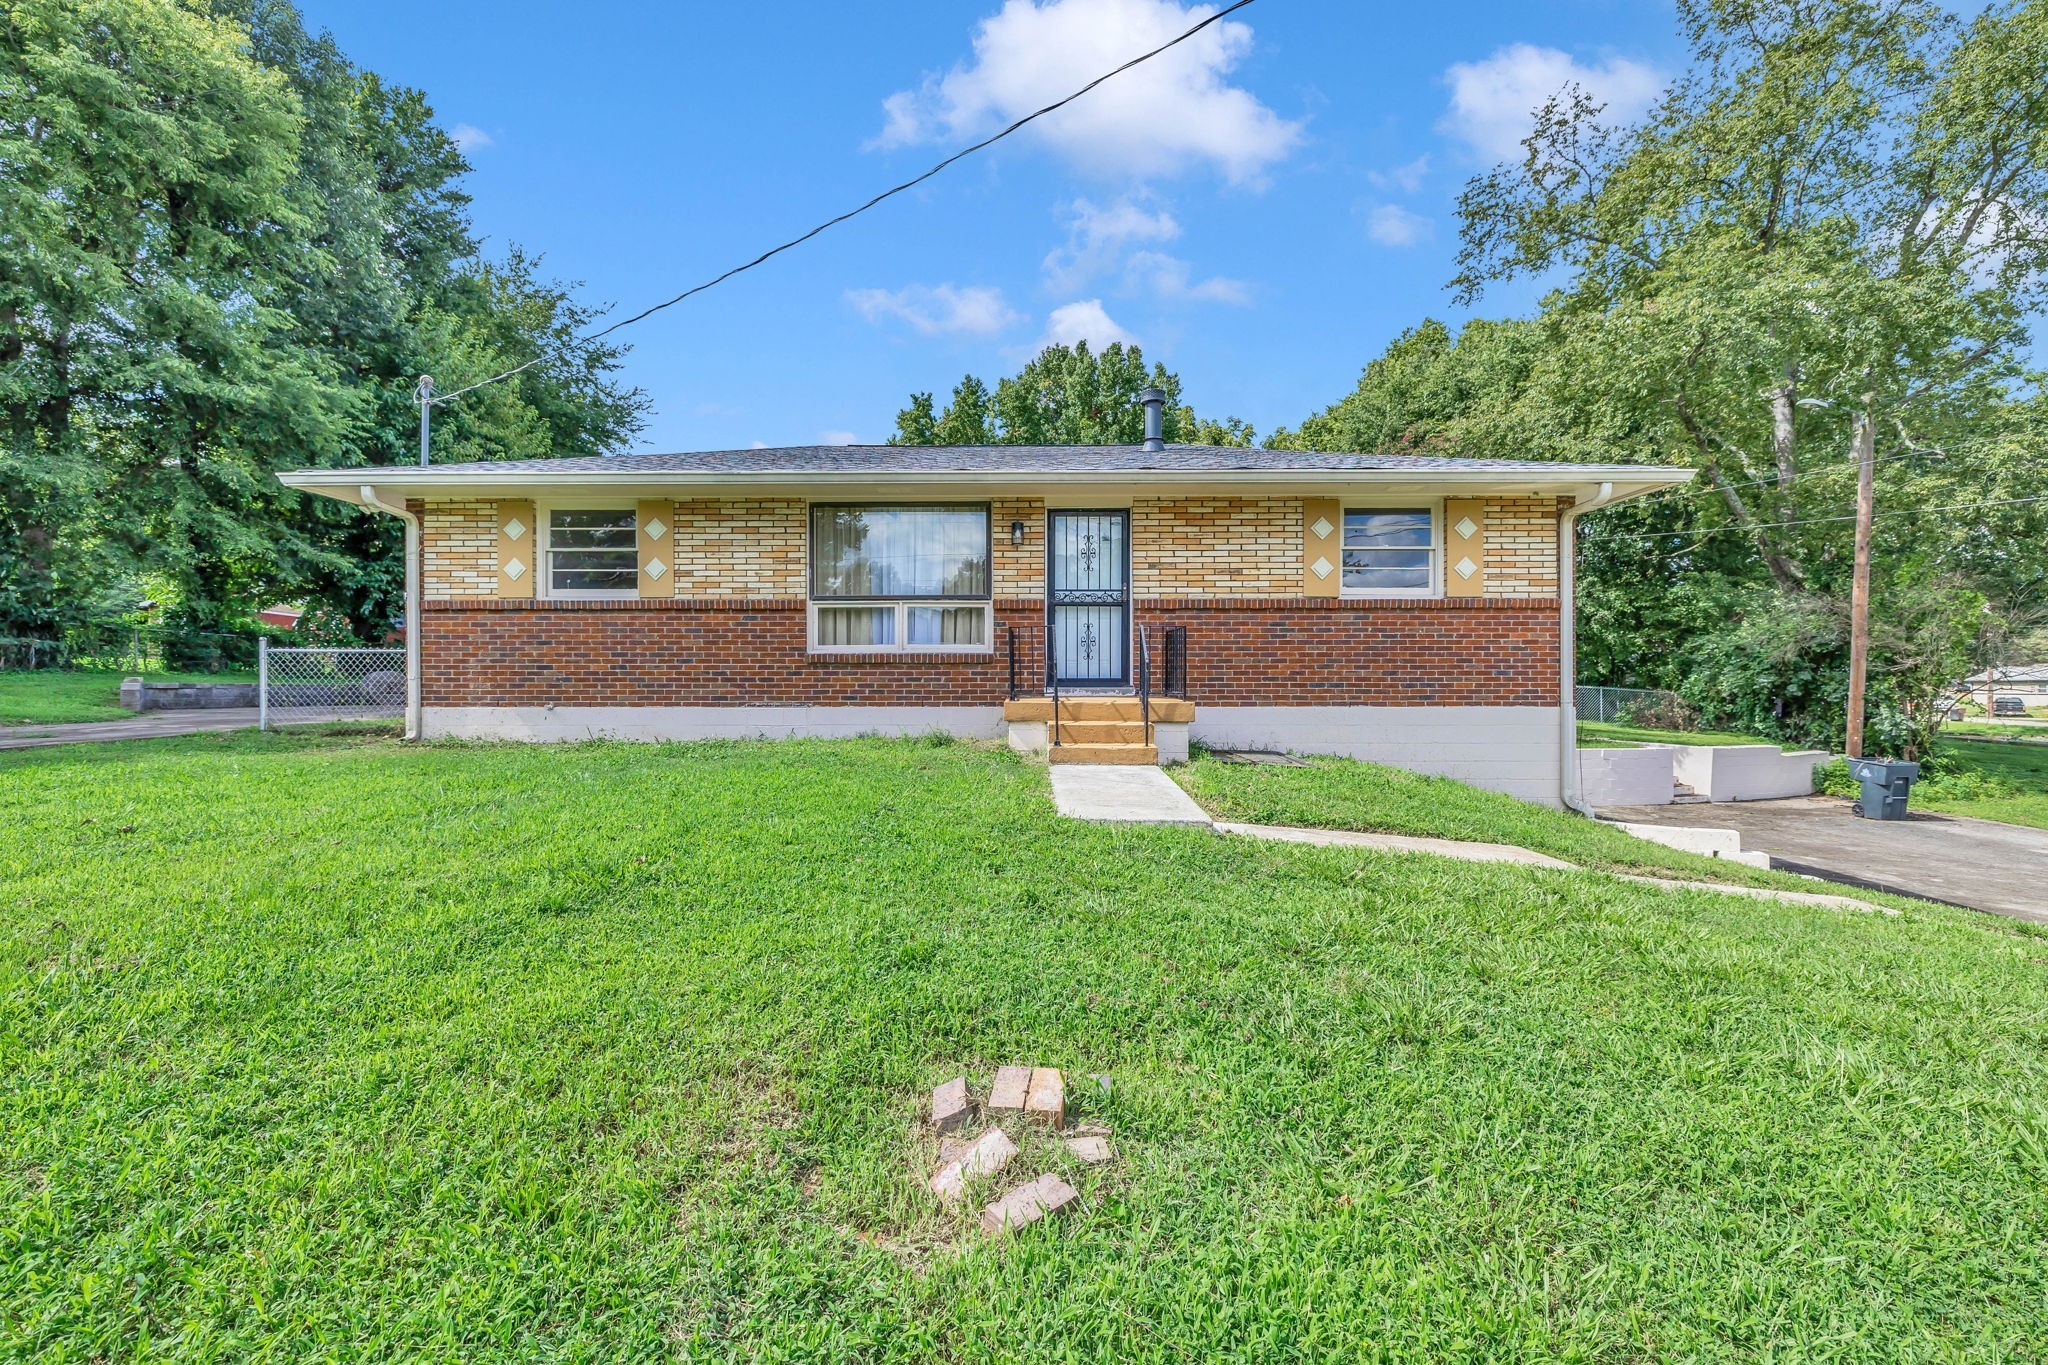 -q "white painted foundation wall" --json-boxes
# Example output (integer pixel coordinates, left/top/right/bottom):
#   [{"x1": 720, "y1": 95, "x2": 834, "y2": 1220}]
[
  {"x1": 1579, "y1": 742, "x2": 1829, "y2": 806},
  {"x1": 422, "y1": 705, "x2": 1005, "y2": 743},
  {"x1": 1190, "y1": 705, "x2": 1566, "y2": 806},
  {"x1": 1673, "y1": 744, "x2": 1830, "y2": 802},
  {"x1": 1579, "y1": 745, "x2": 1683, "y2": 806}
]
